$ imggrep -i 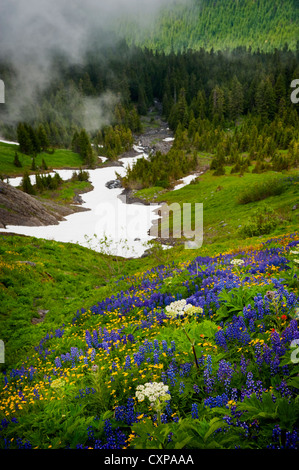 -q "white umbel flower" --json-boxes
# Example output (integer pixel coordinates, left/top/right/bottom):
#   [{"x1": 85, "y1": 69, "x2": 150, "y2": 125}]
[
  {"x1": 165, "y1": 299, "x2": 203, "y2": 318},
  {"x1": 135, "y1": 382, "x2": 170, "y2": 407},
  {"x1": 230, "y1": 259, "x2": 245, "y2": 266}
]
